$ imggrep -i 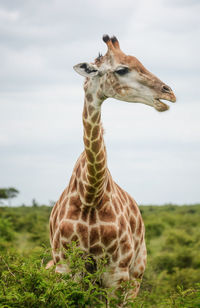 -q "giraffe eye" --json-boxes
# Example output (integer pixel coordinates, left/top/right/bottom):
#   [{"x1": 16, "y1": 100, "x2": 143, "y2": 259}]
[{"x1": 115, "y1": 67, "x2": 129, "y2": 76}]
